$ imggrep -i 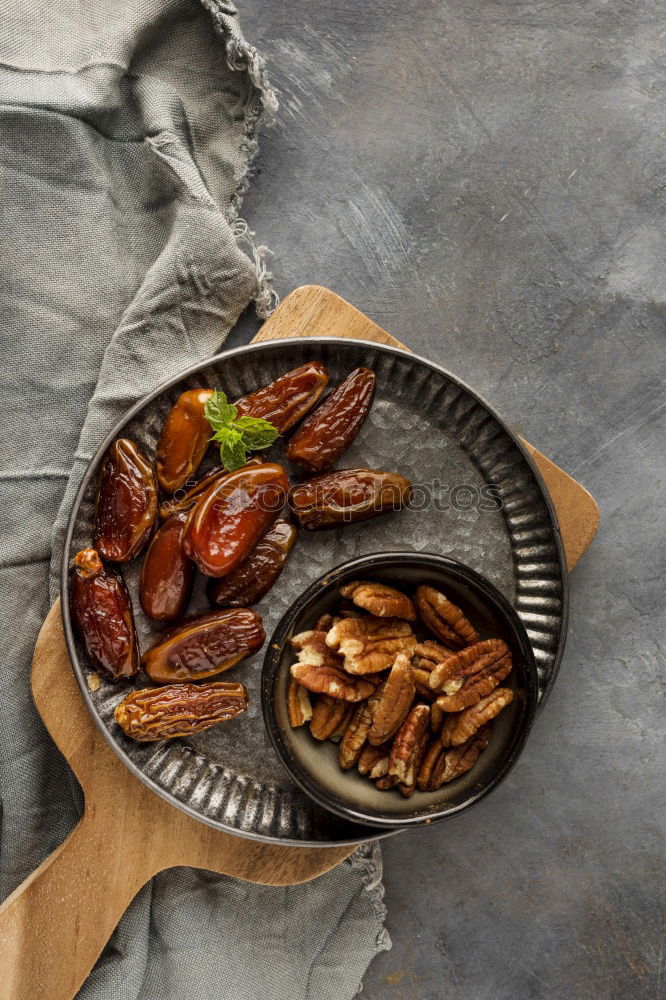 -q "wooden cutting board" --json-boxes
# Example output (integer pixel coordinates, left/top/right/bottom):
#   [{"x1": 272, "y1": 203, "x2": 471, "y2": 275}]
[{"x1": 0, "y1": 285, "x2": 599, "y2": 1000}]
